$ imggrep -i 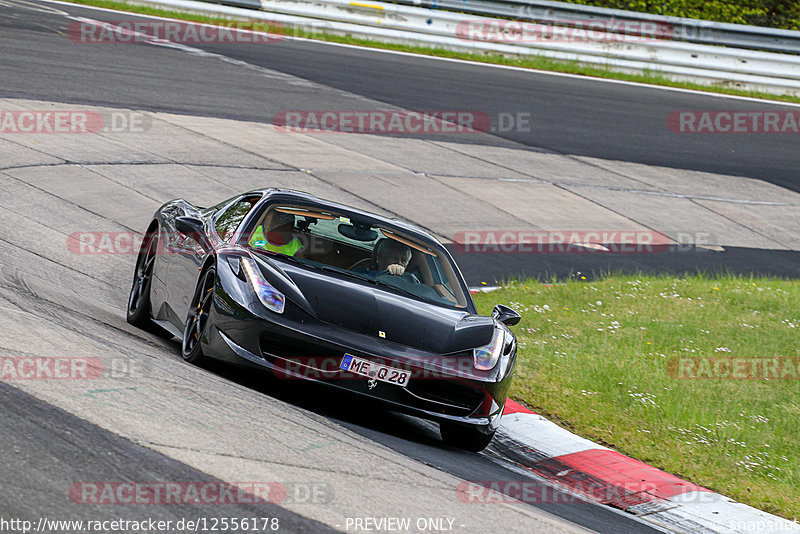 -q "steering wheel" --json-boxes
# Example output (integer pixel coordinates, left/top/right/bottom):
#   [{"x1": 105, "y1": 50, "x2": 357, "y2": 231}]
[{"x1": 348, "y1": 257, "x2": 373, "y2": 271}]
